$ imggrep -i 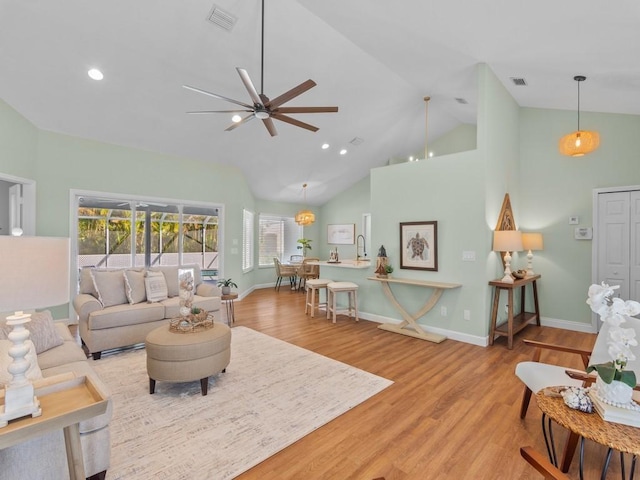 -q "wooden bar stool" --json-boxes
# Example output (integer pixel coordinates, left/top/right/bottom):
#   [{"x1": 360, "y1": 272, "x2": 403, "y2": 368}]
[
  {"x1": 305, "y1": 278, "x2": 332, "y2": 318},
  {"x1": 327, "y1": 282, "x2": 359, "y2": 324}
]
